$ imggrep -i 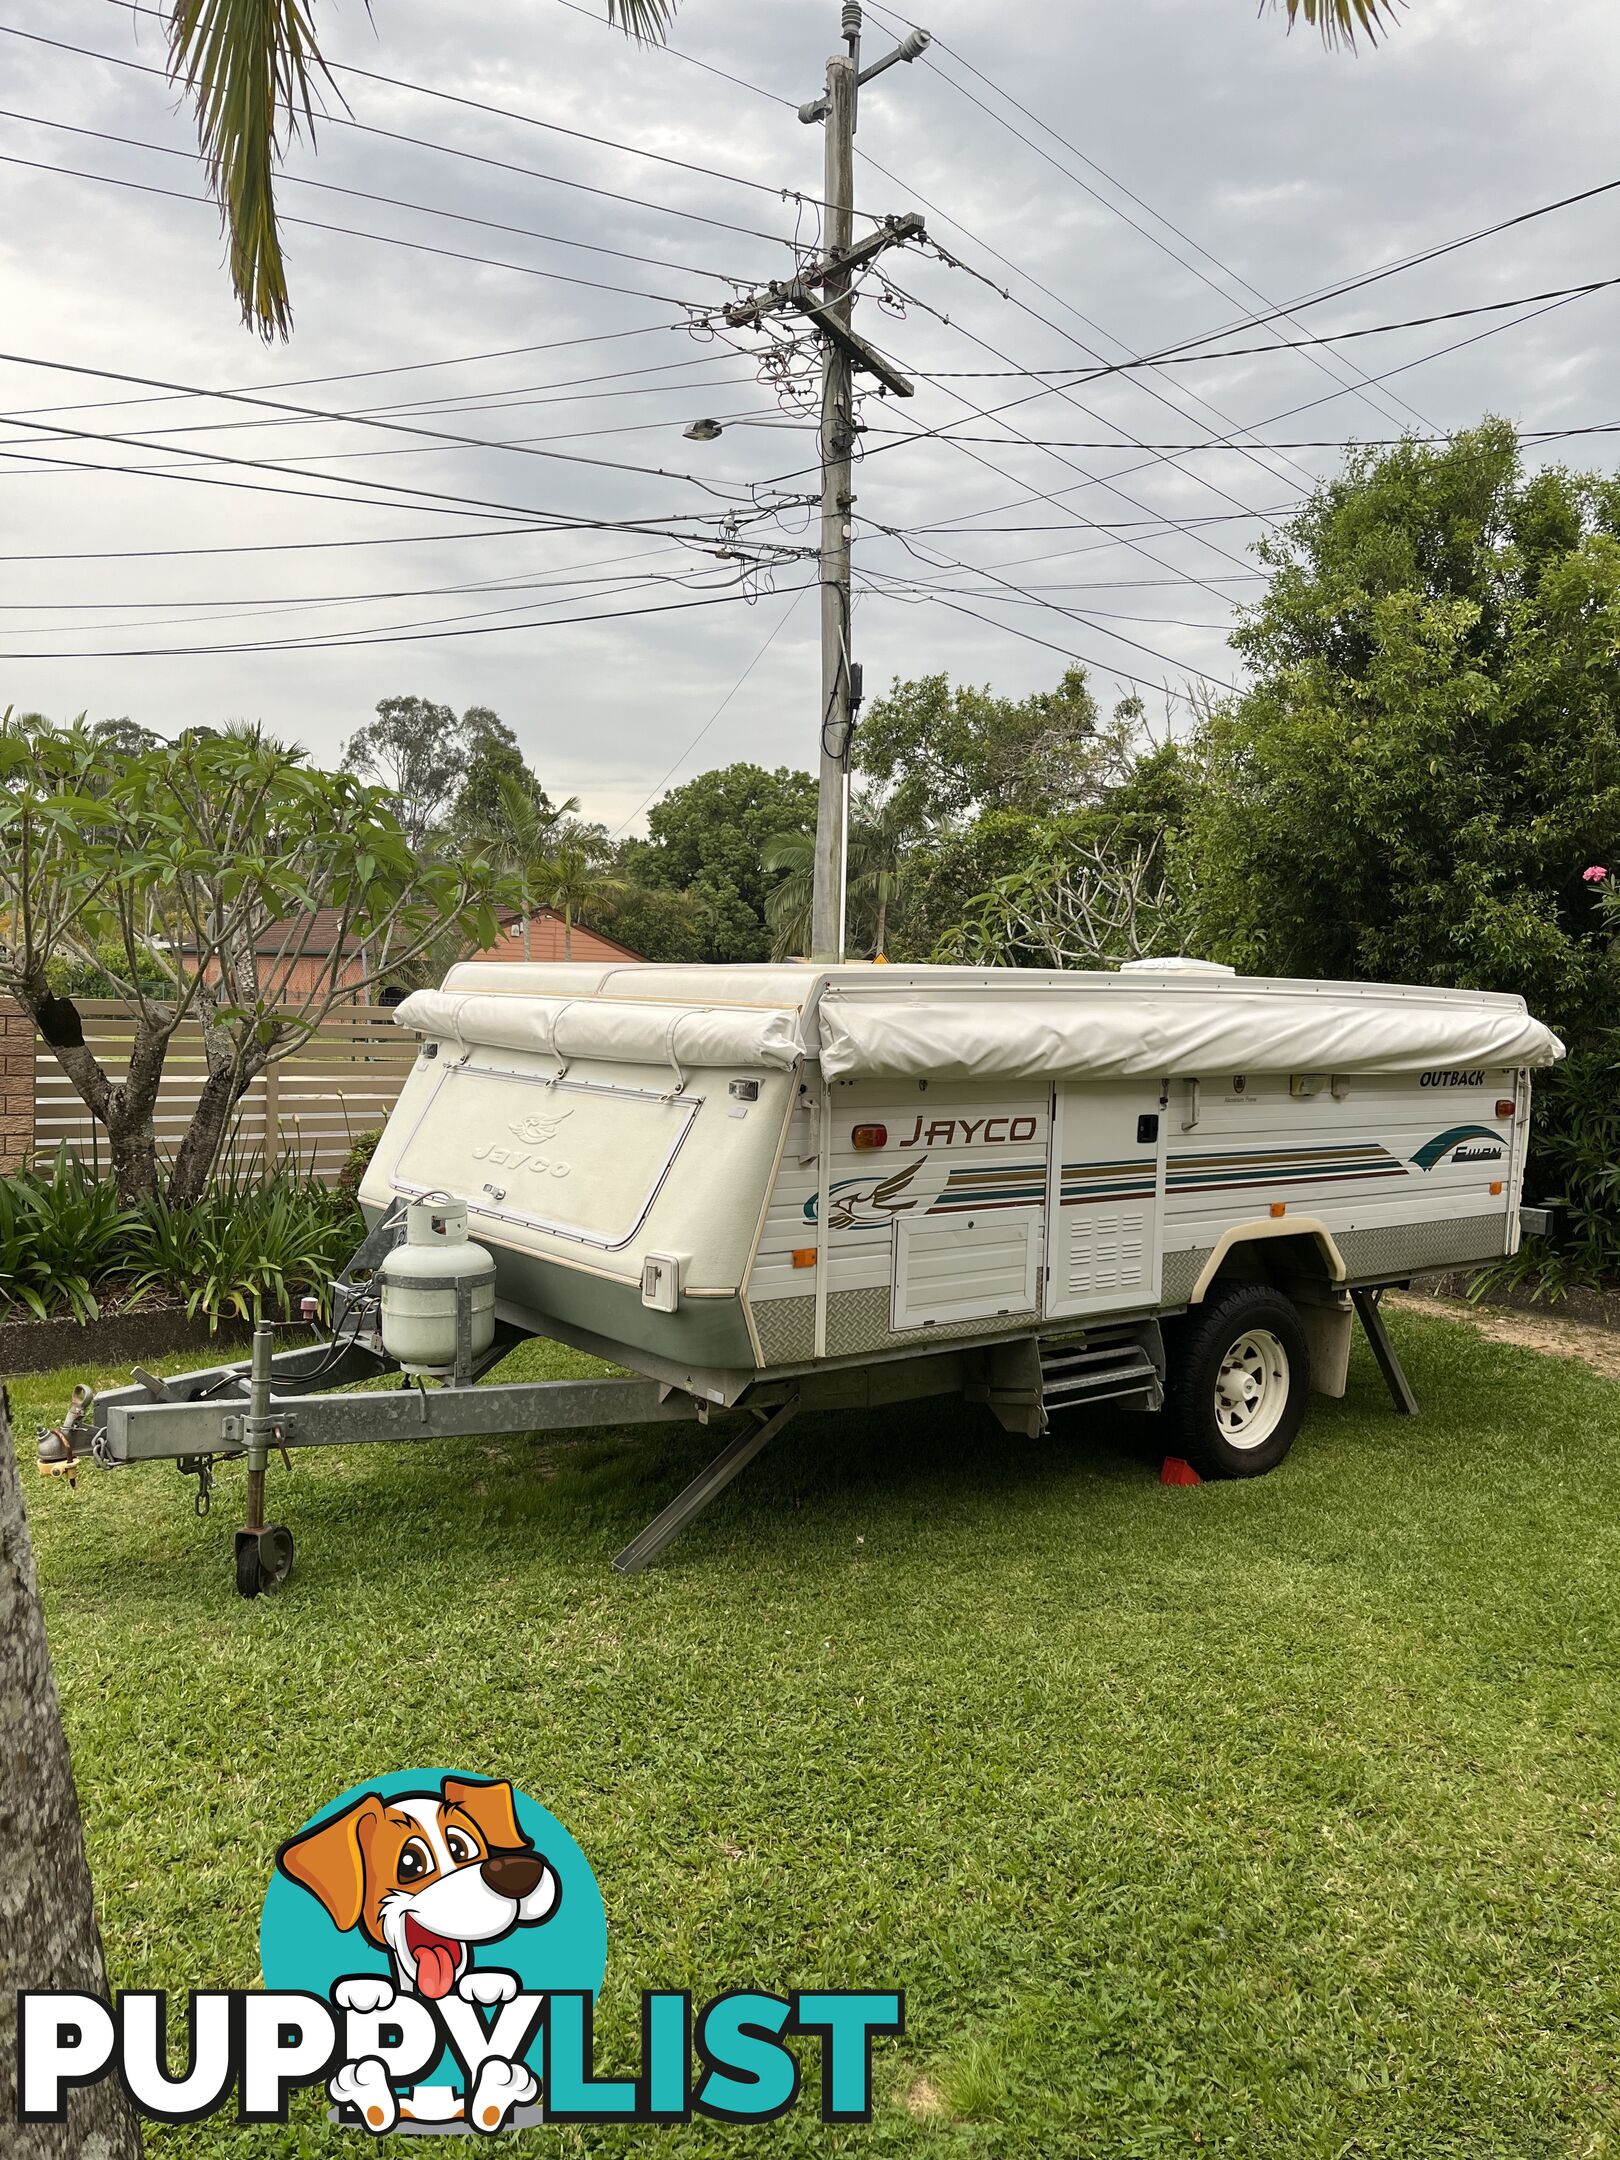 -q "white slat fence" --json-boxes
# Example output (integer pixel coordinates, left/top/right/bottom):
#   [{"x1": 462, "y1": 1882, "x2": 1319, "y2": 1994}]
[{"x1": 32, "y1": 1001, "x2": 415, "y2": 1184}]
